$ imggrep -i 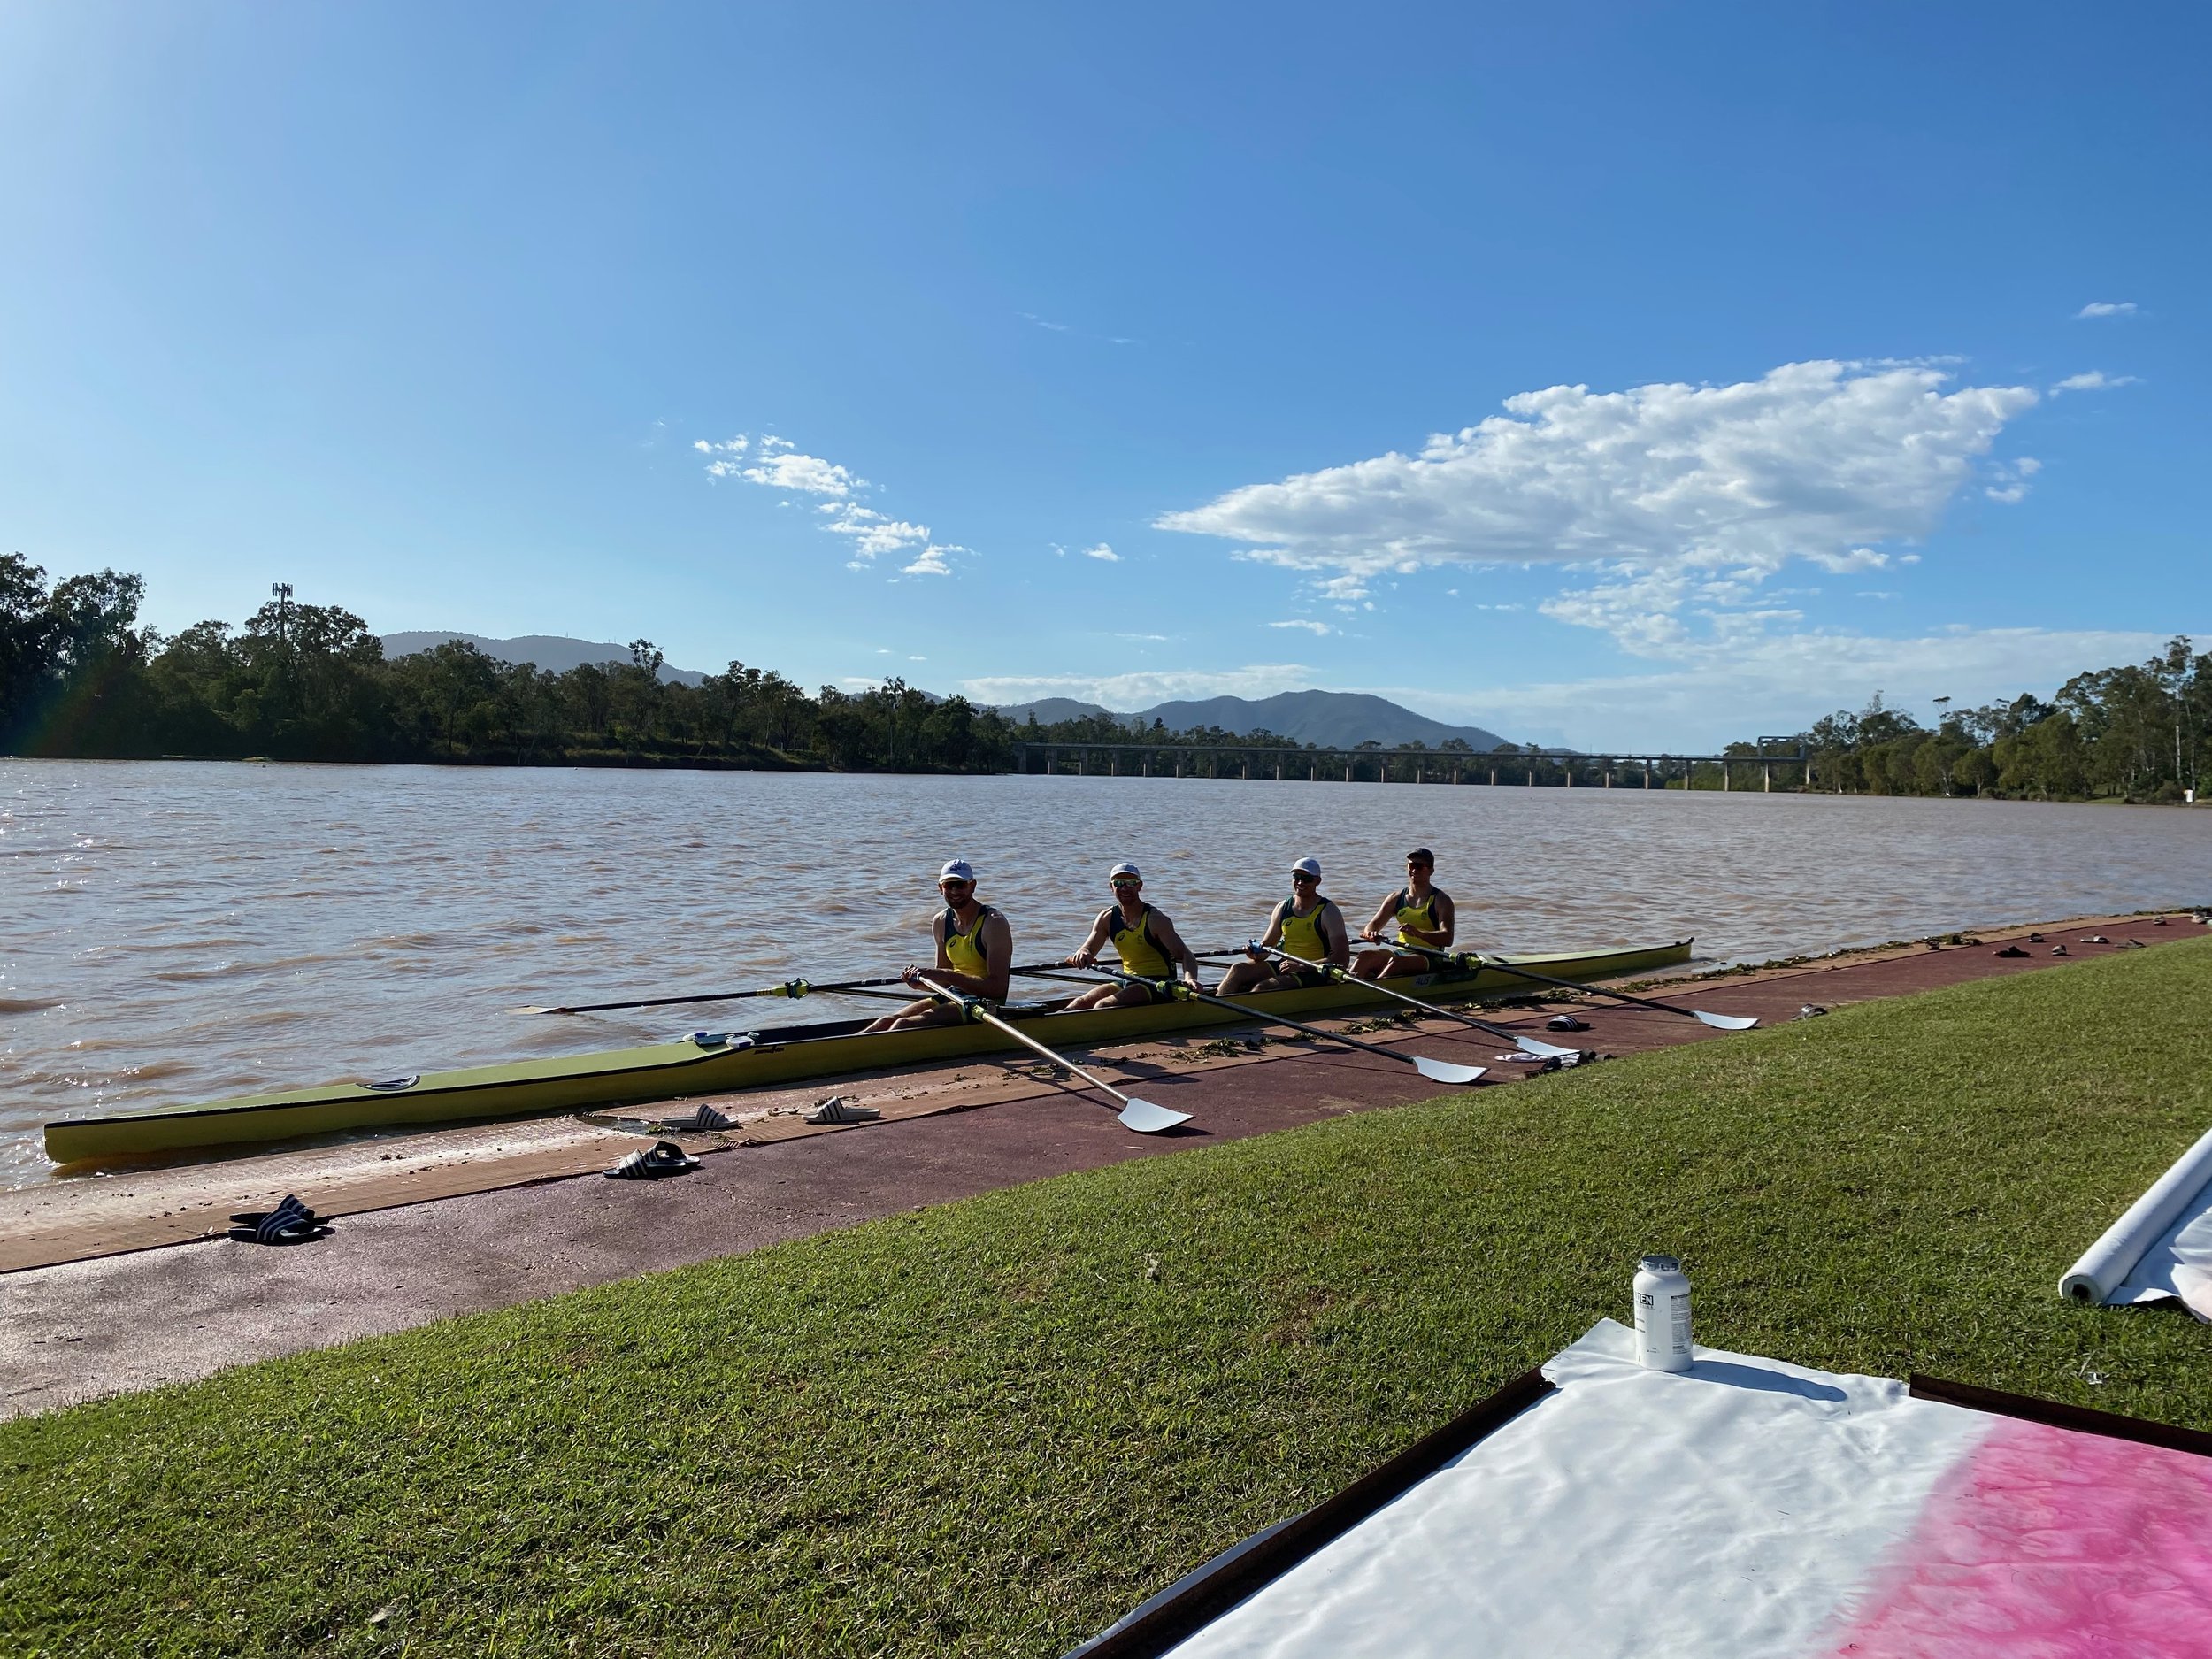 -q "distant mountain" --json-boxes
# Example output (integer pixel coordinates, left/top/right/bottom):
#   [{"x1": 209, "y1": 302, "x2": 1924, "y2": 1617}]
[
  {"x1": 994, "y1": 697, "x2": 1119, "y2": 726},
  {"x1": 380, "y1": 632, "x2": 709, "y2": 687},
  {"x1": 1137, "y1": 692, "x2": 1510, "y2": 751},
  {"x1": 992, "y1": 688, "x2": 1514, "y2": 750}
]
